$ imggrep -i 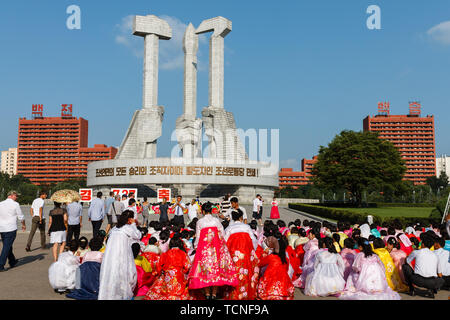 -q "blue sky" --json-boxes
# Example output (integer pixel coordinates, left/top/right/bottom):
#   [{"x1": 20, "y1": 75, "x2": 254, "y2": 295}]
[{"x1": 1, "y1": 0, "x2": 449, "y2": 171}]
